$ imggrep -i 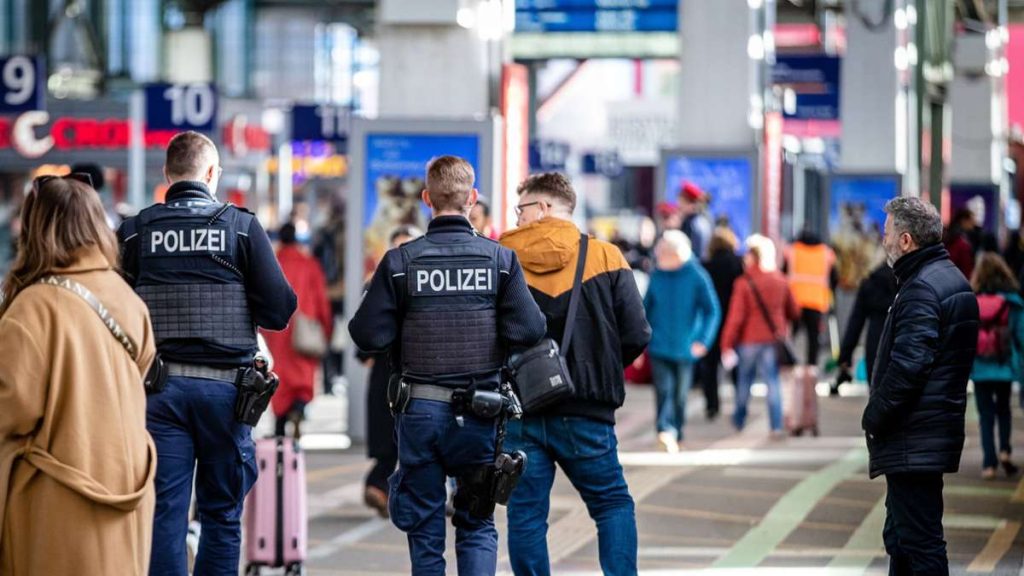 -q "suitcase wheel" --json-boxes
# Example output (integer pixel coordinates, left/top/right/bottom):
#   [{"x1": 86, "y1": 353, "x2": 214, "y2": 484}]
[
  {"x1": 244, "y1": 564, "x2": 261, "y2": 576},
  {"x1": 285, "y1": 563, "x2": 305, "y2": 576}
]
